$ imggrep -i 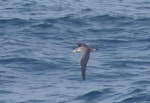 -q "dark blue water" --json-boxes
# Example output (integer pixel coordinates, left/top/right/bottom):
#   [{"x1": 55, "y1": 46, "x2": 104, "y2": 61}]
[{"x1": 0, "y1": 0, "x2": 150, "y2": 103}]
